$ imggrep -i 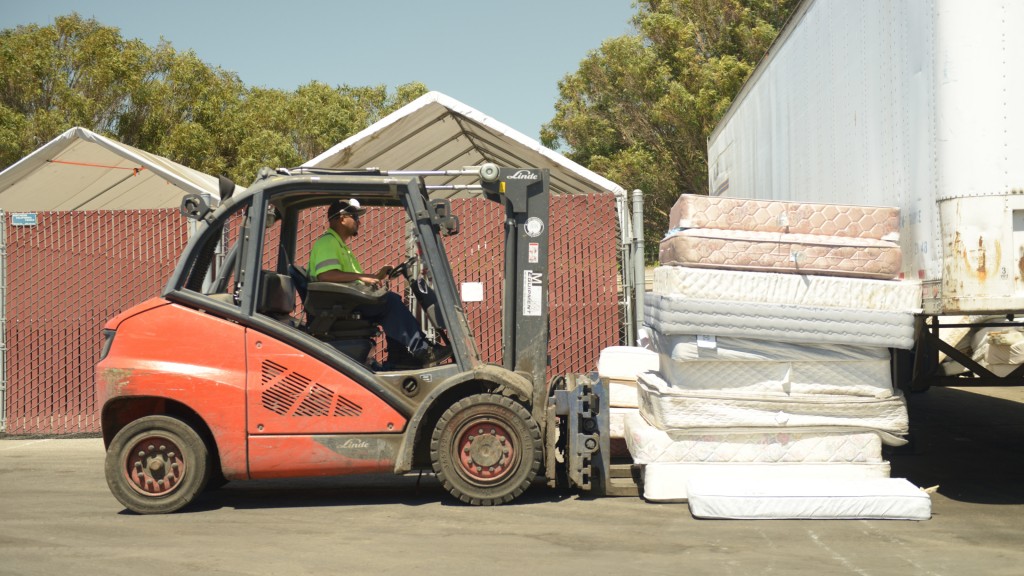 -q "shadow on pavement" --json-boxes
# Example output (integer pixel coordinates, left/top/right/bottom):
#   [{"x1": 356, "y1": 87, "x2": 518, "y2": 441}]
[
  {"x1": 172, "y1": 474, "x2": 573, "y2": 513},
  {"x1": 889, "y1": 386, "x2": 1024, "y2": 505}
]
